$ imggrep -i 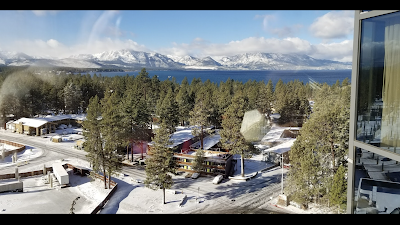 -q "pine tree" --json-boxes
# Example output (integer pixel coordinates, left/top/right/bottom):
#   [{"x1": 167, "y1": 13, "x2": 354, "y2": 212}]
[
  {"x1": 100, "y1": 89, "x2": 124, "y2": 189},
  {"x1": 220, "y1": 91, "x2": 259, "y2": 177},
  {"x1": 244, "y1": 80, "x2": 259, "y2": 110},
  {"x1": 274, "y1": 79, "x2": 287, "y2": 117},
  {"x1": 121, "y1": 86, "x2": 151, "y2": 161},
  {"x1": 287, "y1": 133, "x2": 324, "y2": 205},
  {"x1": 157, "y1": 88, "x2": 179, "y2": 134},
  {"x1": 147, "y1": 75, "x2": 161, "y2": 129},
  {"x1": 329, "y1": 164, "x2": 347, "y2": 209},
  {"x1": 286, "y1": 81, "x2": 350, "y2": 205},
  {"x1": 82, "y1": 95, "x2": 108, "y2": 189},
  {"x1": 192, "y1": 148, "x2": 205, "y2": 173},
  {"x1": 189, "y1": 99, "x2": 208, "y2": 149},
  {"x1": 175, "y1": 79, "x2": 193, "y2": 126},
  {"x1": 216, "y1": 79, "x2": 233, "y2": 124},
  {"x1": 63, "y1": 81, "x2": 82, "y2": 114},
  {"x1": 189, "y1": 83, "x2": 216, "y2": 149},
  {"x1": 256, "y1": 79, "x2": 274, "y2": 120},
  {"x1": 144, "y1": 124, "x2": 177, "y2": 204}
]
